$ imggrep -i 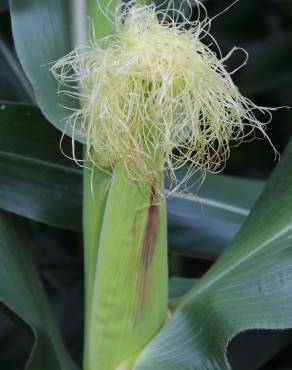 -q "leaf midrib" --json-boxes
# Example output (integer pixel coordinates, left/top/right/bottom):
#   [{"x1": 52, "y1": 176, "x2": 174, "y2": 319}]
[
  {"x1": 181, "y1": 221, "x2": 292, "y2": 306},
  {"x1": 166, "y1": 190, "x2": 249, "y2": 217},
  {"x1": 0, "y1": 149, "x2": 81, "y2": 175}
]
